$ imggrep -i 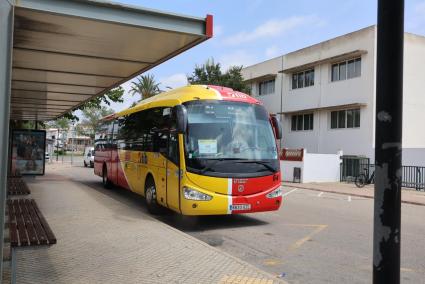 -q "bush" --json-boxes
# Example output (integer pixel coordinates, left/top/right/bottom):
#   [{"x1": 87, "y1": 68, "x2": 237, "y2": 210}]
[{"x1": 53, "y1": 150, "x2": 67, "y2": 155}]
